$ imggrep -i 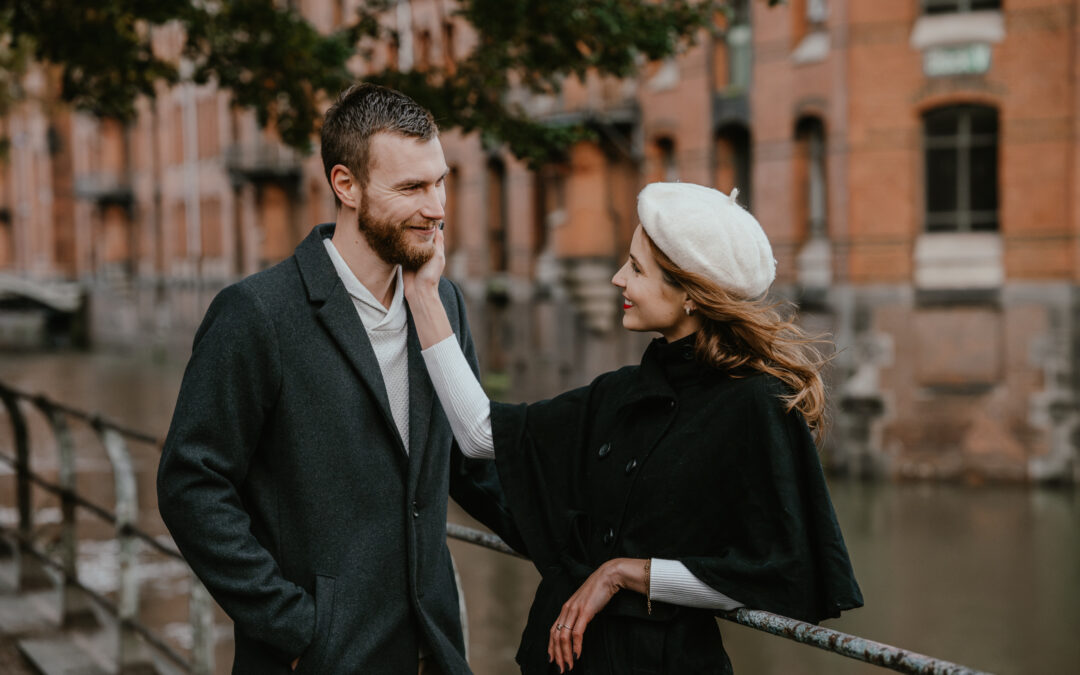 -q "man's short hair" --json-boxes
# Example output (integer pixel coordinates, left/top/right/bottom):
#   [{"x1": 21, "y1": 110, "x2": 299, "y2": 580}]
[{"x1": 320, "y1": 83, "x2": 438, "y2": 206}]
